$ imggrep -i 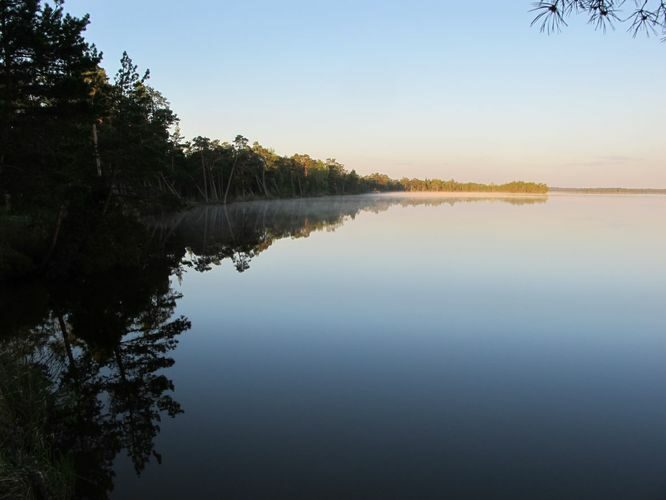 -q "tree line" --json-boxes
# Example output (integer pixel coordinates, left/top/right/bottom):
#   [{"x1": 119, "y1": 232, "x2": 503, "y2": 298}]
[
  {"x1": 0, "y1": 0, "x2": 548, "y2": 280},
  {"x1": 398, "y1": 179, "x2": 548, "y2": 193},
  {"x1": 0, "y1": 1, "x2": 396, "y2": 216}
]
